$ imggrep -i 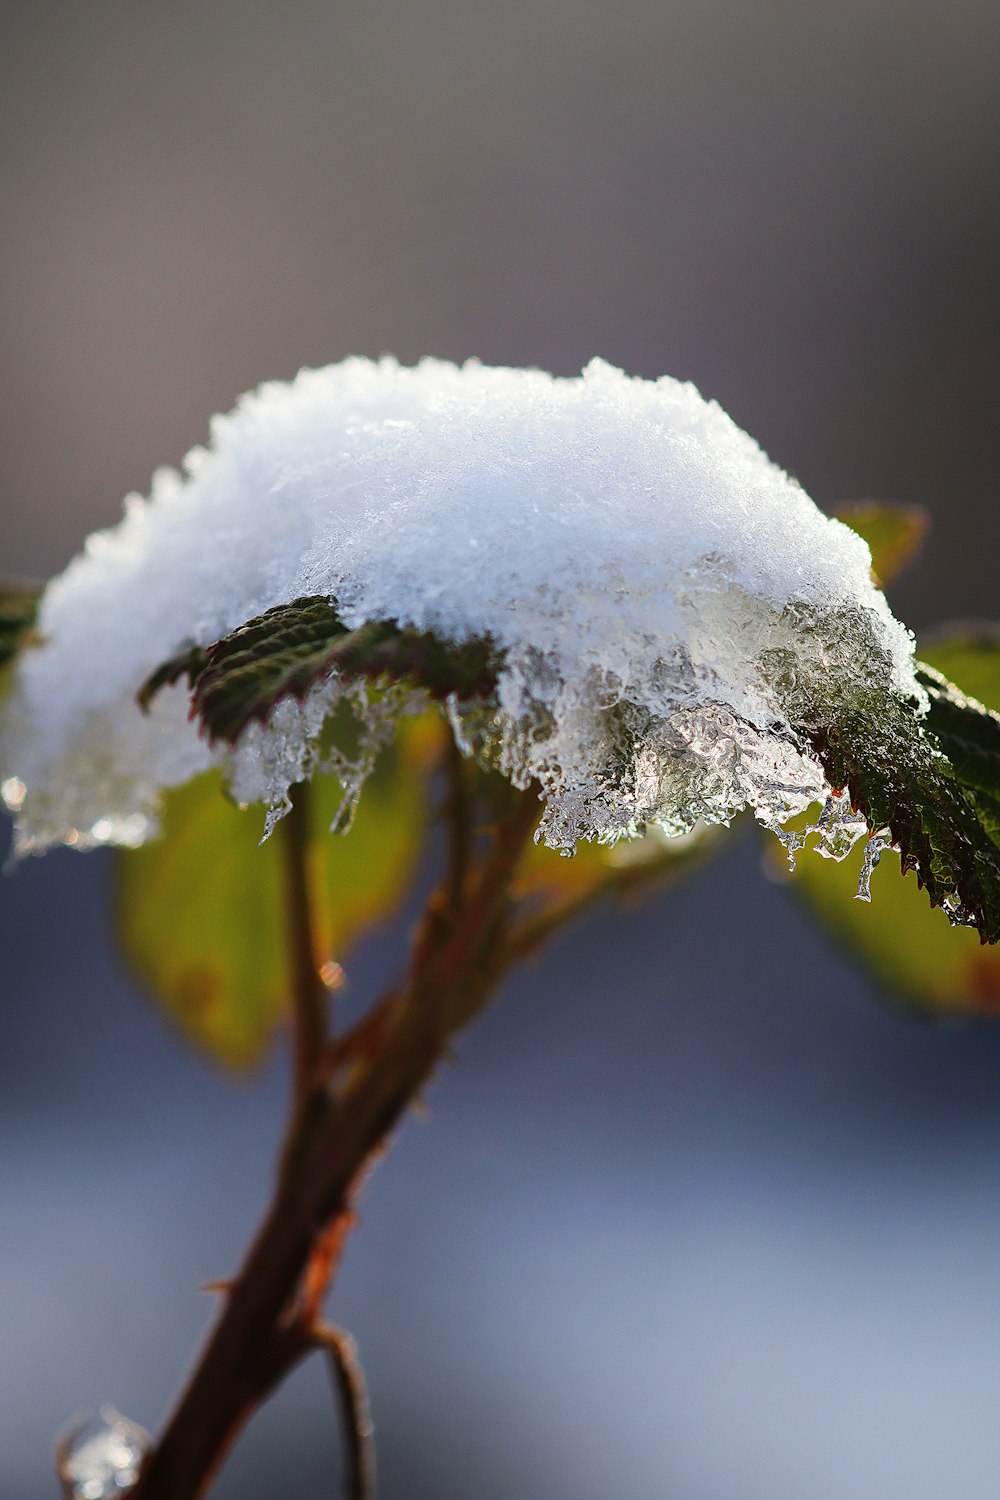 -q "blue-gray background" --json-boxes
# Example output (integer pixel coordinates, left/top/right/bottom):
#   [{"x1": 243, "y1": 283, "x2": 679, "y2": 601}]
[{"x1": 2, "y1": 3, "x2": 999, "y2": 1496}]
